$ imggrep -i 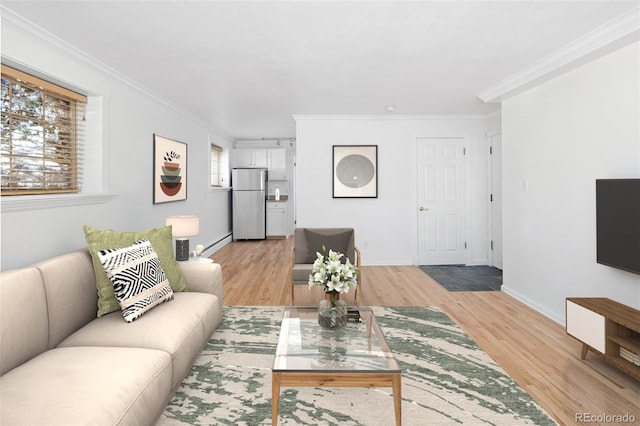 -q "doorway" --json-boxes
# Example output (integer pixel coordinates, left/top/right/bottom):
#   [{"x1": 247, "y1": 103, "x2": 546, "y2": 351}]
[
  {"x1": 416, "y1": 137, "x2": 467, "y2": 265},
  {"x1": 489, "y1": 133, "x2": 503, "y2": 269}
]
